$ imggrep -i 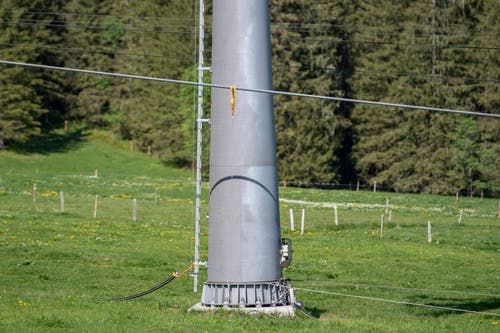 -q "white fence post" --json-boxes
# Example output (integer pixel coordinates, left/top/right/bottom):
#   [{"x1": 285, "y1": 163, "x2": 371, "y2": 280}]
[
  {"x1": 427, "y1": 221, "x2": 432, "y2": 244},
  {"x1": 93, "y1": 195, "x2": 98, "y2": 219},
  {"x1": 289, "y1": 208, "x2": 295, "y2": 231},
  {"x1": 132, "y1": 198, "x2": 137, "y2": 222},
  {"x1": 300, "y1": 209, "x2": 305, "y2": 235},
  {"x1": 60, "y1": 191, "x2": 65, "y2": 213},
  {"x1": 334, "y1": 204, "x2": 338, "y2": 226},
  {"x1": 380, "y1": 214, "x2": 384, "y2": 239}
]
